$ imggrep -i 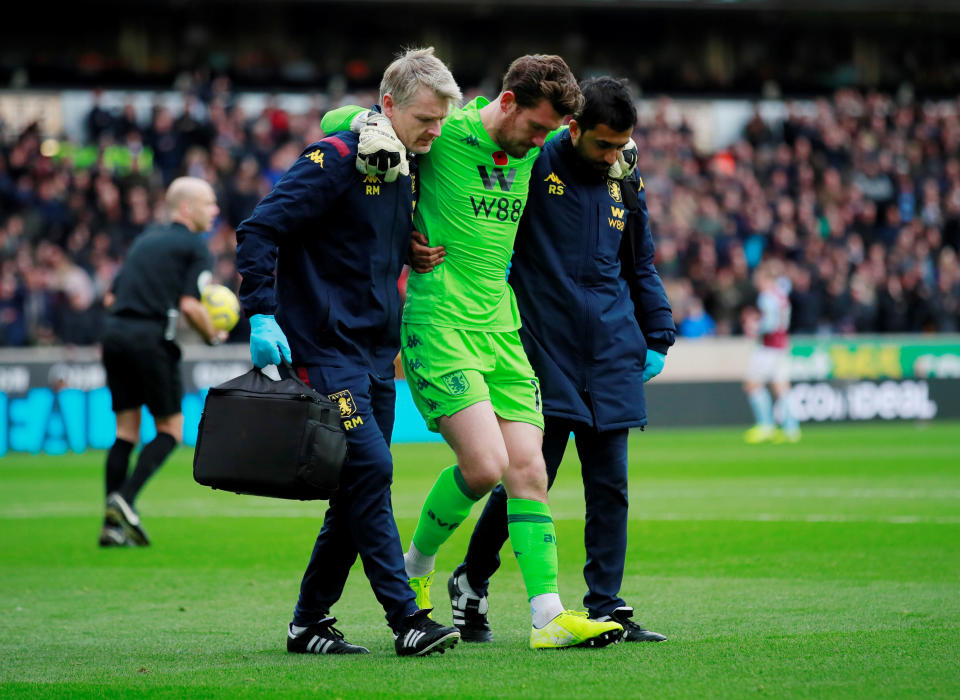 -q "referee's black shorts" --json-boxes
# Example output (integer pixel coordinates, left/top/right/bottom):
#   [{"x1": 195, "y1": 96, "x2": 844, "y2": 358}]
[{"x1": 101, "y1": 319, "x2": 183, "y2": 418}]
